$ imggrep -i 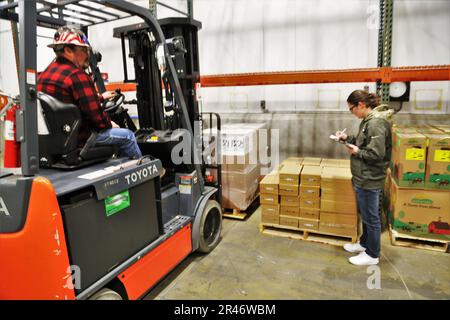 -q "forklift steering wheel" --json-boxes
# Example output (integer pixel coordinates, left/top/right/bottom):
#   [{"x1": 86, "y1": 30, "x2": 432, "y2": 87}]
[{"x1": 104, "y1": 91, "x2": 125, "y2": 114}]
